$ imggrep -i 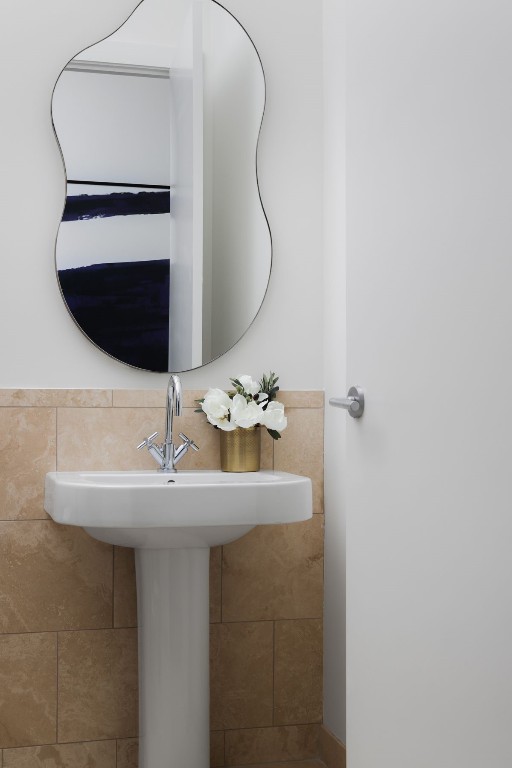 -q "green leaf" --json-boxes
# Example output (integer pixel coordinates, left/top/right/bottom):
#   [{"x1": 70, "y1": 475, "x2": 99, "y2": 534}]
[{"x1": 267, "y1": 428, "x2": 281, "y2": 440}]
